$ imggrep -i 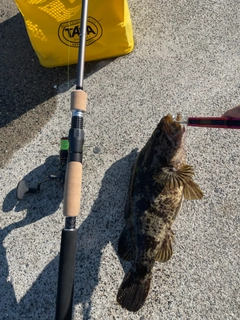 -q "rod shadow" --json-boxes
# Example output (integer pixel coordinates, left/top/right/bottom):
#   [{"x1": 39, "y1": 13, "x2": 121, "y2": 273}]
[
  {"x1": 1, "y1": 149, "x2": 138, "y2": 319},
  {"x1": 1, "y1": 155, "x2": 63, "y2": 319}
]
